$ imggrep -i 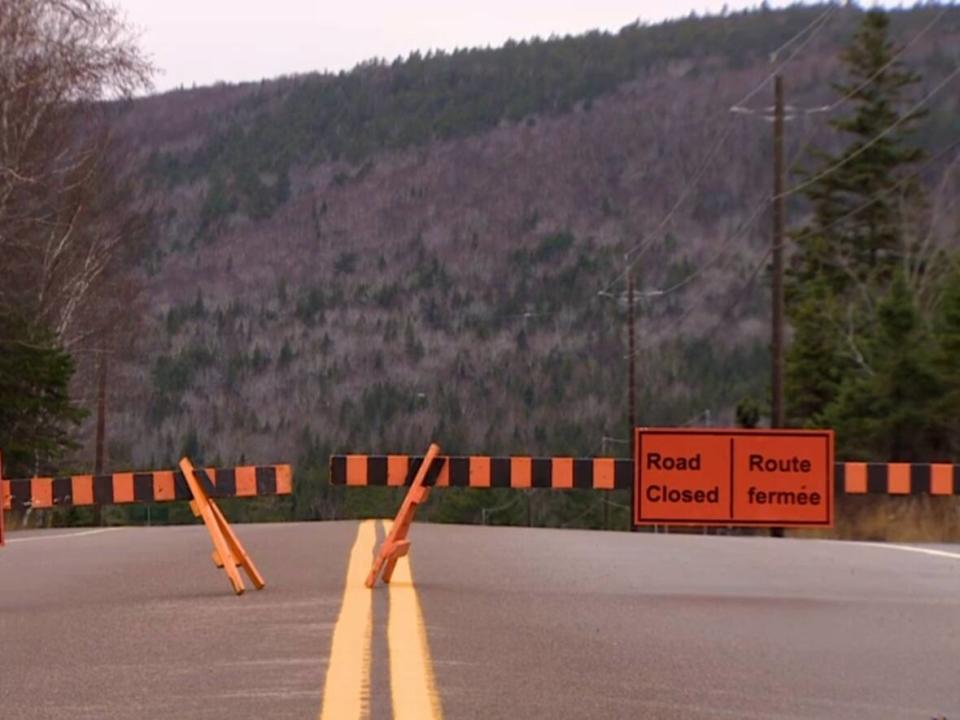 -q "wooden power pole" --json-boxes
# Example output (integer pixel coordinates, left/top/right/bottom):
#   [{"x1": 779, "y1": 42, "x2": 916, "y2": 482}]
[
  {"x1": 771, "y1": 74, "x2": 786, "y2": 430},
  {"x1": 93, "y1": 349, "x2": 108, "y2": 526},
  {"x1": 770, "y1": 75, "x2": 787, "y2": 540},
  {"x1": 622, "y1": 267, "x2": 638, "y2": 532},
  {"x1": 627, "y1": 268, "x2": 636, "y2": 447}
]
